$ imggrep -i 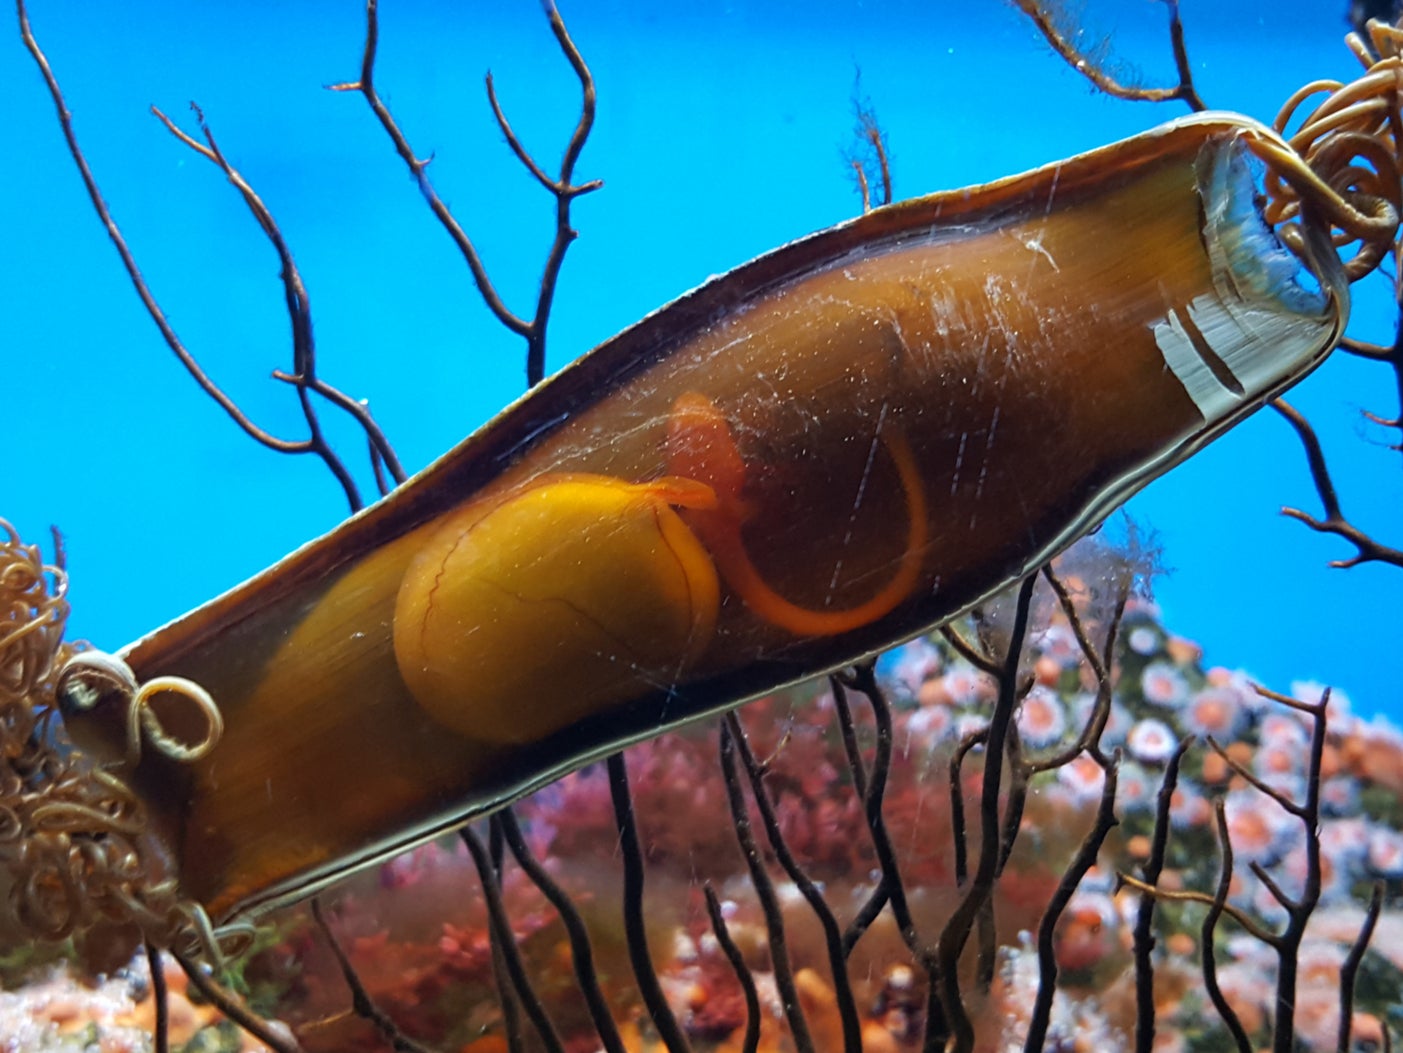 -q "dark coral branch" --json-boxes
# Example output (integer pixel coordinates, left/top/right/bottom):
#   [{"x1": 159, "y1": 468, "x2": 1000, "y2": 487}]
[
  {"x1": 329, "y1": 1, "x2": 524, "y2": 338},
  {"x1": 725, "y1": 710, "x2": 863, "y2": 1053},
  {"x1": 829, "y1": 671, "x2": 892, "y2": 954},
  {"x1": 835, "y1": 664, "x2": 928, "y2": 976},
  {"x1": 518, "y1": 1, "x2": 602, "y2": 388},
  {"x1": 270, "y1": 371, "x2": 407, "y2": 486},
  {"x1": 1205, "y1": 735, "x2": 1308, "y2": 819},
  {"x1": 1029, "y1": 566, "x2": 1128, "y2": 772},
  {"x1": 830, "y1": 674, "x2": 869, "y2": 801},
  {"x1": 1132, "y1": 735, "x2": 1194, "y2": 1053},
  {"x1": 939, "y1": 624, "x2": 1001, "y2": 678},
  {"x1": 1013, "y1": 0, "x2": 1205, "y2": 110},
  {"x1": 936, "y1": 573, "x2": 1038, "y2": 1053},
  {"x1": 1024, "y1": 753, "x2": 1121, "y2": 1053},
  {"x1": 1200, "y1": 802, "x2": 1254, "y2": 1053},
  {"x1": 1272, "y1": 398, "x2": 1403, "y2": 569},
  {"x1": 1269, "y1": 689, "x2": 1330, "y2": 1053},
  {"x1": 460, "y1": 826, "x2": 567, "y2": 1053},
  {"x1": 996, "y1": 727, "x2": 1030, "y2": 877},
  {"x1": 18, "y1": 0, "x2": 386, "y2": 512},
  {"x1": 717, "y1": 724, "x2": 816, "y2": 1053},
  {"x1": 151, "y1": 104, "x2": 365, "y2": 510},
  {"x1": 496, "y1": 809, "x2": 628, "y2": 1053},
  {"x1": 704, "y1": 883, "x2": 761, "y2": 1053},
  {"x1": 1339, "y1": 883, "x2": 1385, "y2": 1053},
  {"x1": 606, "y1": 754, "x2": 694, "y2": 1053},
  {"x1": 173, "y1": 953, "x2": 303, "y2": 1053},
  {"x1": 309, "y1": 899, "x2": 434, "y2": 1053},
  {"x1": 145, "y1": 943, "x2": 170, "y2": 1053}
]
